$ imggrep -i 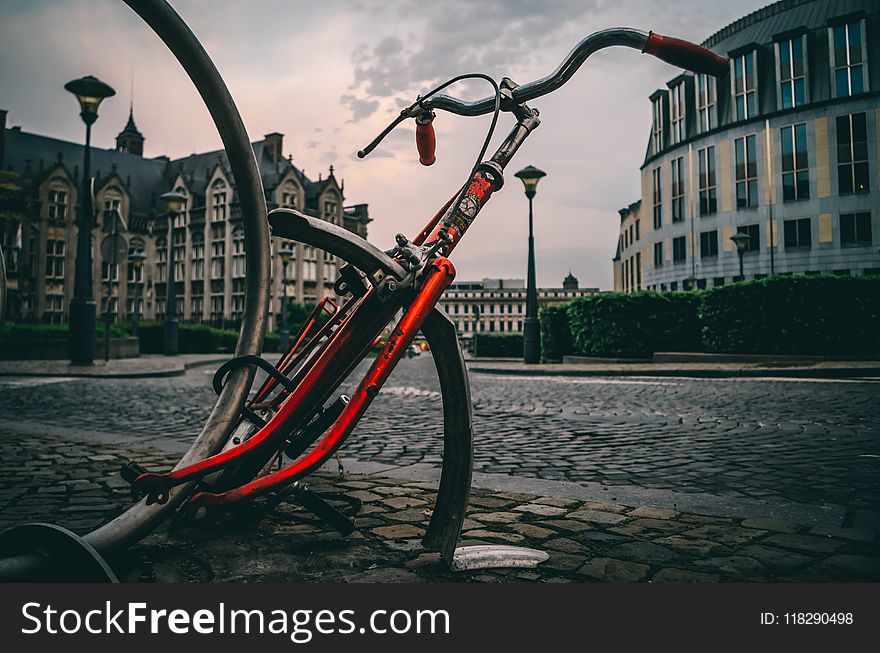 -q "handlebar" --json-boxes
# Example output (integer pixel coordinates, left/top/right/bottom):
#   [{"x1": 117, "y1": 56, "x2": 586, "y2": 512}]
[{"x1": 421, "y1": 28, "x2": 728, "y2": 117}]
